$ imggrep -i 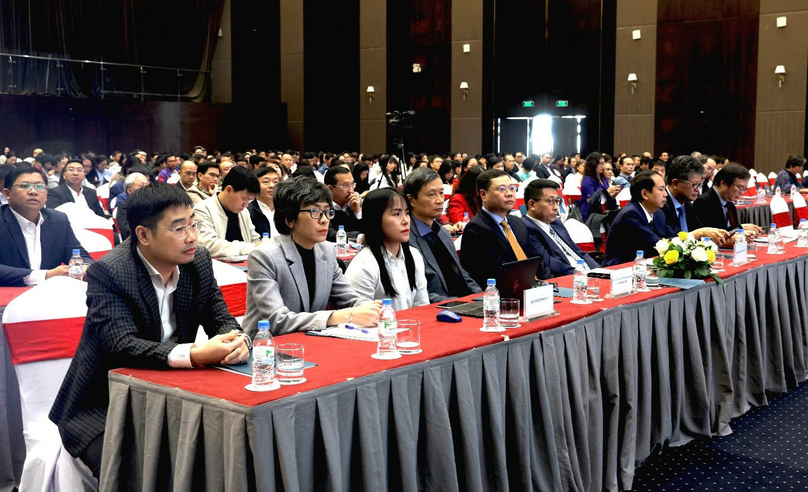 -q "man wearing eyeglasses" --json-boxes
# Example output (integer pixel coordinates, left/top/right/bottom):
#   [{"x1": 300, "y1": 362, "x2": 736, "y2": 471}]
[
  {"x1": 0, "y1": 166, "x2": 92, "y2": 286},
  {"x1": 693, "y1": 163, "x2": 763, "y2": 242},
  {"x1": 522, "y1": 179, "x2": 598, "y2": 278},
  {"x1": 324, "y1": 166, "x2": 364, "y2": 241},
  {"x1": 50, "y1": 183, "x2": 250, "y2": 480},
  {"x1": 460, "y1": 169, "x2": 548, "y2": 289},
  {"x1": 46, "y1": 159, "x2": 107, "y2": 218}
]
